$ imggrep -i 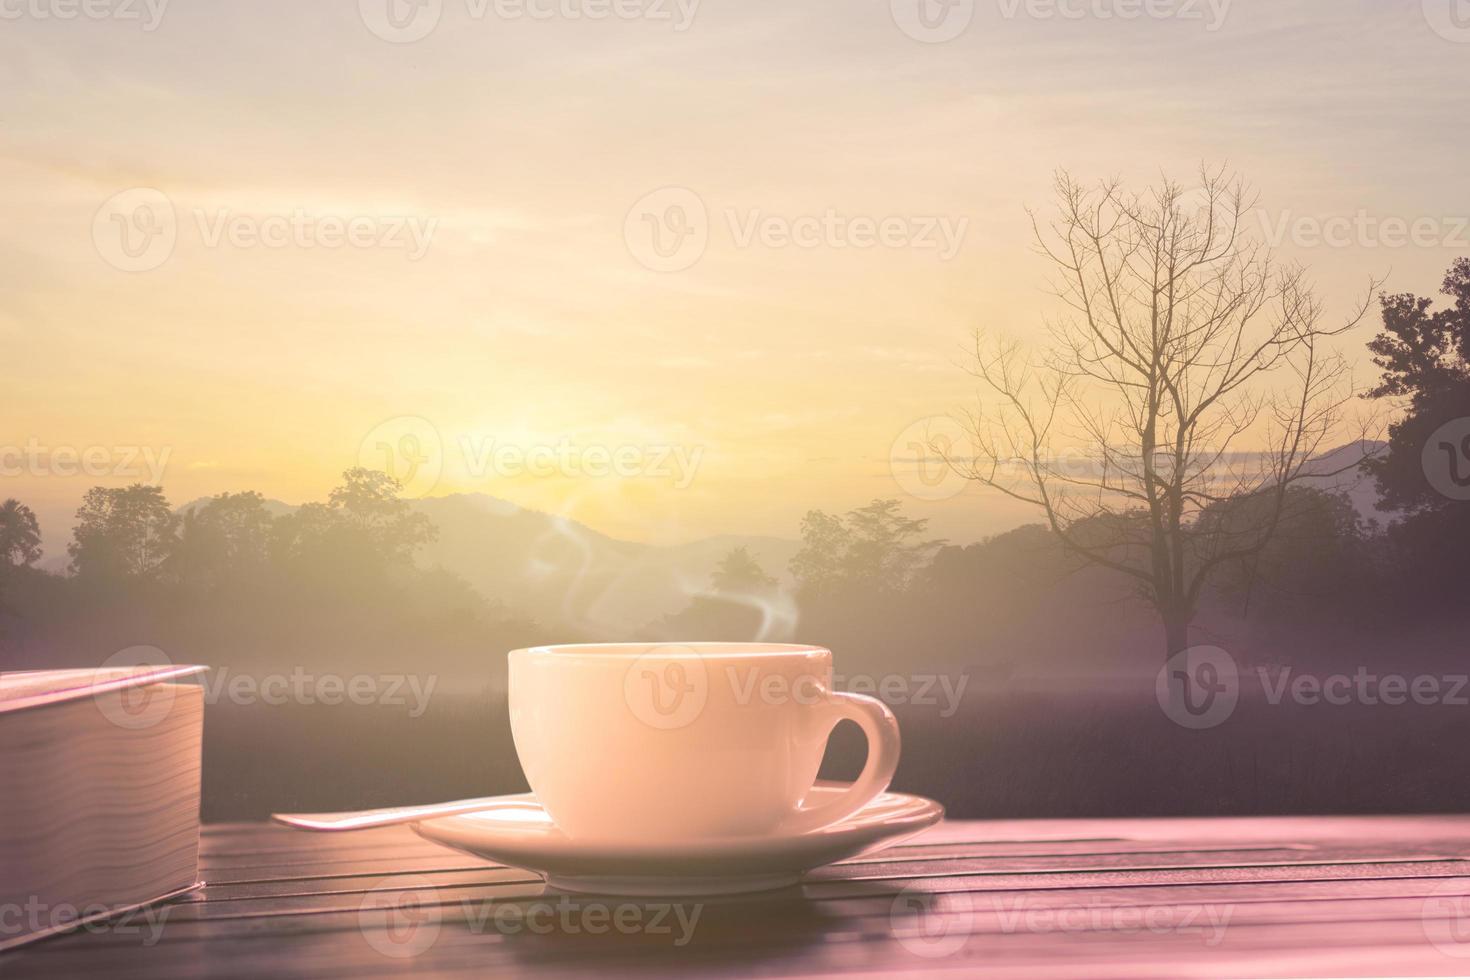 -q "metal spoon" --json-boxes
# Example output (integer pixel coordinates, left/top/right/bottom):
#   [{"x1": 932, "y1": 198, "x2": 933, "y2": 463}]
[{"x1": 273, "y1": 795, "x2": 534, "y2": 831}]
